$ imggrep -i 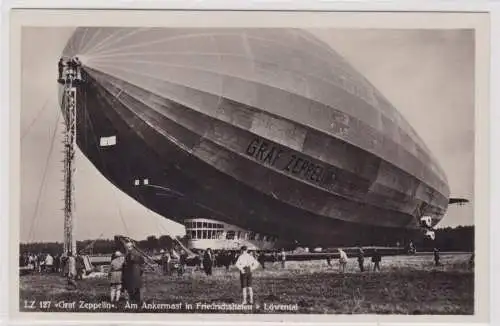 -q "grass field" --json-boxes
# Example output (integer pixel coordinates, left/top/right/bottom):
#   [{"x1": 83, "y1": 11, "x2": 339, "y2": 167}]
[{"x1": 19, "y1": 253, "x2": 474, "y2": 314}]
